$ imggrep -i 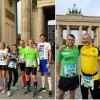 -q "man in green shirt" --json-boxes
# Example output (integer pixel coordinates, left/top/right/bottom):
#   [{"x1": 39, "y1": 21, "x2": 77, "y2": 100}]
[
  {"x1": 56, "y1": 34, "x2": 79, "y2": 99},
  {"x1": 24, "y1": 39, "x2": 39, "y2": 97}
]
